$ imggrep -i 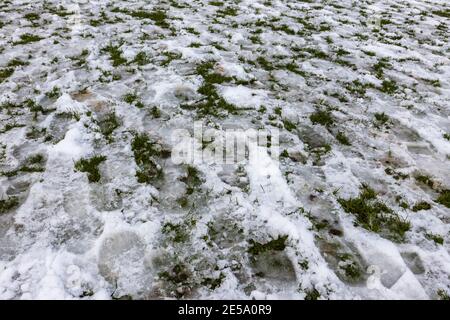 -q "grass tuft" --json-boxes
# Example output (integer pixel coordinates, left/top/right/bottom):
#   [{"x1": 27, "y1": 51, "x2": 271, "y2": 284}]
[
  {"x1": 338, "y1": 184, "x2": 410, "y2": 240},
  {"x1": 74, "y1": 155, "x2": 106, "y2": 183}
]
